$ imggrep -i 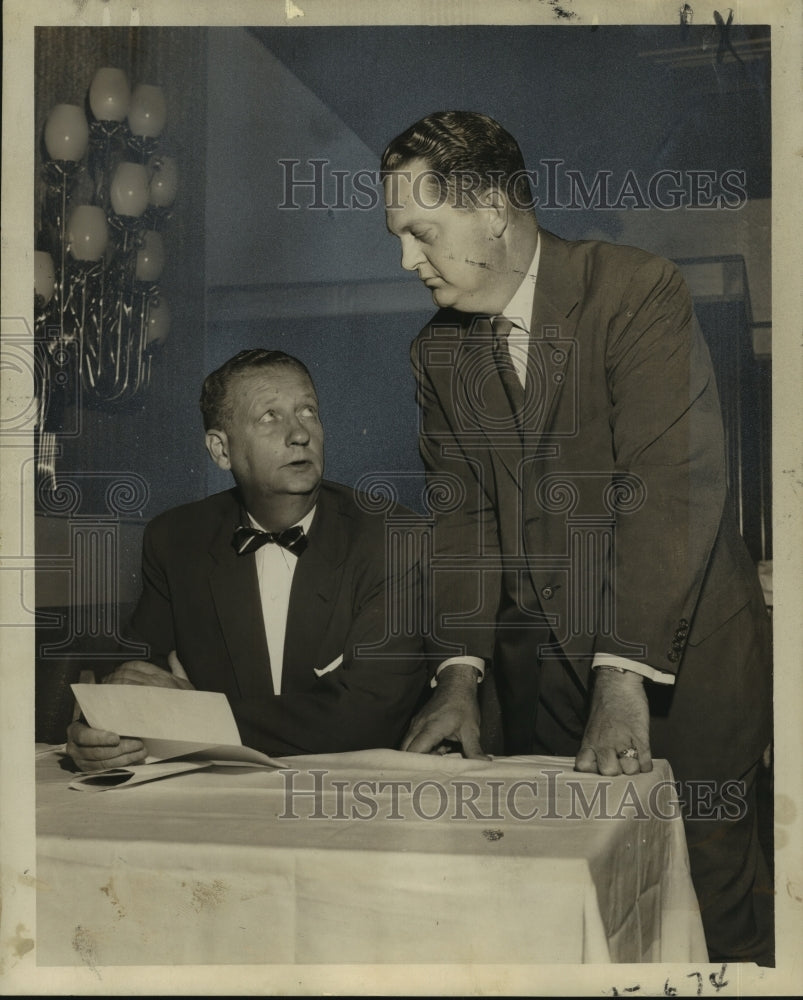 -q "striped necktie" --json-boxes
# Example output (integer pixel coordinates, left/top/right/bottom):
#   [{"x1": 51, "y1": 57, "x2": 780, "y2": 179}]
[{"x1": 491, "y1": 316, "x2": 525, "y2": 420}]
